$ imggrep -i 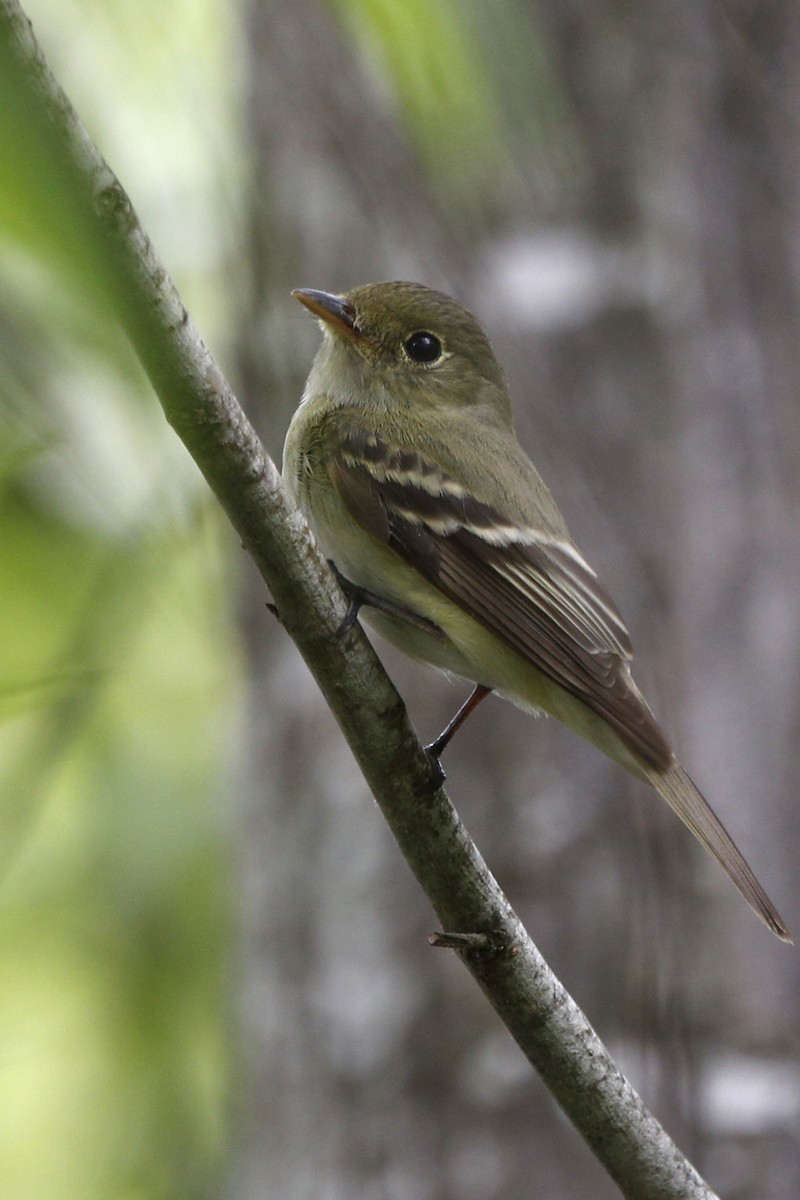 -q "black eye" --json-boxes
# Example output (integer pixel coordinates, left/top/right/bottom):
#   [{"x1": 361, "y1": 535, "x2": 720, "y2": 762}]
[{"x1": 404, "y1": 331, "x2": 443, "y2": 364}]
